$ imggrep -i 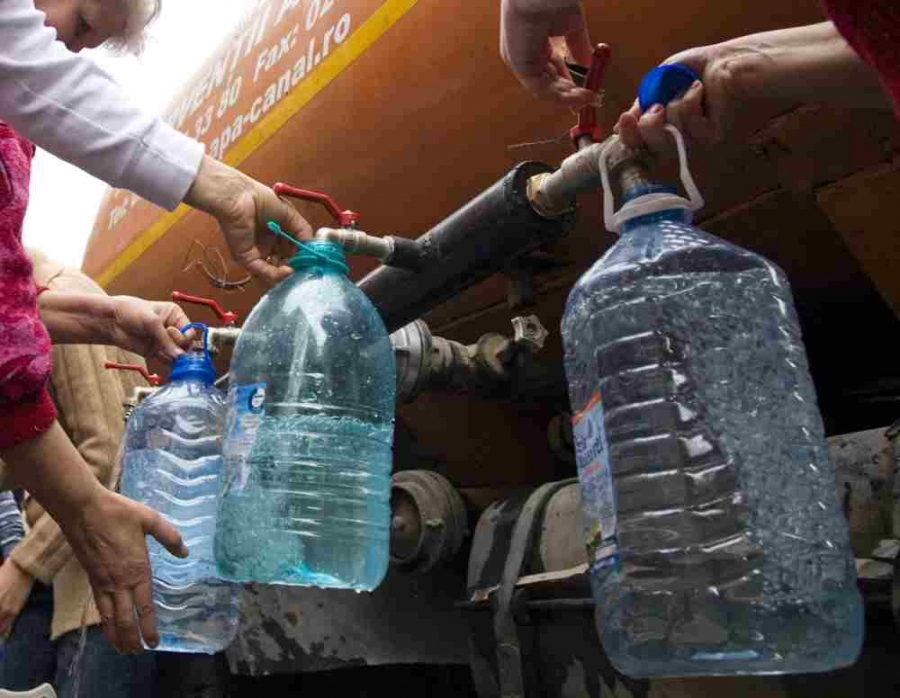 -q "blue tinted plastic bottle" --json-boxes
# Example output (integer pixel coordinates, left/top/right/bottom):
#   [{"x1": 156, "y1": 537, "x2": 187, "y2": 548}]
[
  {"x1": 120, "y1": 335, "x2": 239, "y2": 653},
  {"x1": 215, "y1": 241, "x2": 396, "y2": 590},
  {"x1": 561, "y1": 129, "x2": 862, "y2": 677}
]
